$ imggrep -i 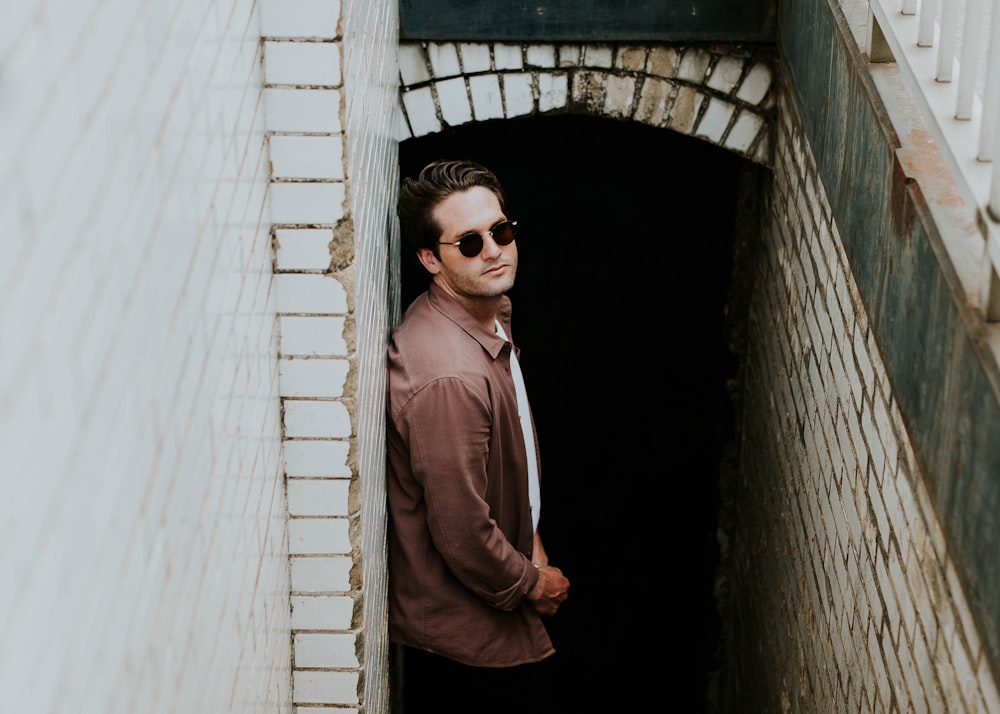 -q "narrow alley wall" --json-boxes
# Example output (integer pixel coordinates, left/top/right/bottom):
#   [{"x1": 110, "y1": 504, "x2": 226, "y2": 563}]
[
  {"x1": 1, "y1": 0, "x2": 398, "y2": 710},
  {"x1": 0, "y1": 1, "x2": 288, "y2": 712},
  {"x1": 715, "y1": 2, "x2": 1000, "y2": 708}
]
